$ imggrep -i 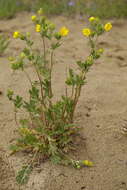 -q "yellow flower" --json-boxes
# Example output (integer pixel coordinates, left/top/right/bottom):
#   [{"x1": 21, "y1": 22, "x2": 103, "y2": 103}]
[
  {"x1": 13, "y1": 31, "x2": 20, "y2": 39},
  {"x1": 104, "y1": 22, "x2": 112, "y2": 32},
  {"x1": 59, "y1": 27, "x2": 69, "y2": 37},
  {"x1": 82, "y1": 160, "x2": 93, "y2": 167},
  {"x1": 36, "y1": 24, "x2": 41, "y2": 32},
  {"x1": 89, "y1": 16, "x2": 96, "y2": 22},
  {"x1": 82, "y1": 28, "x2": 91, "y2": 37},
  {"x1": 31, "y1": 15, "x2": 37, "y2": 21}
]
